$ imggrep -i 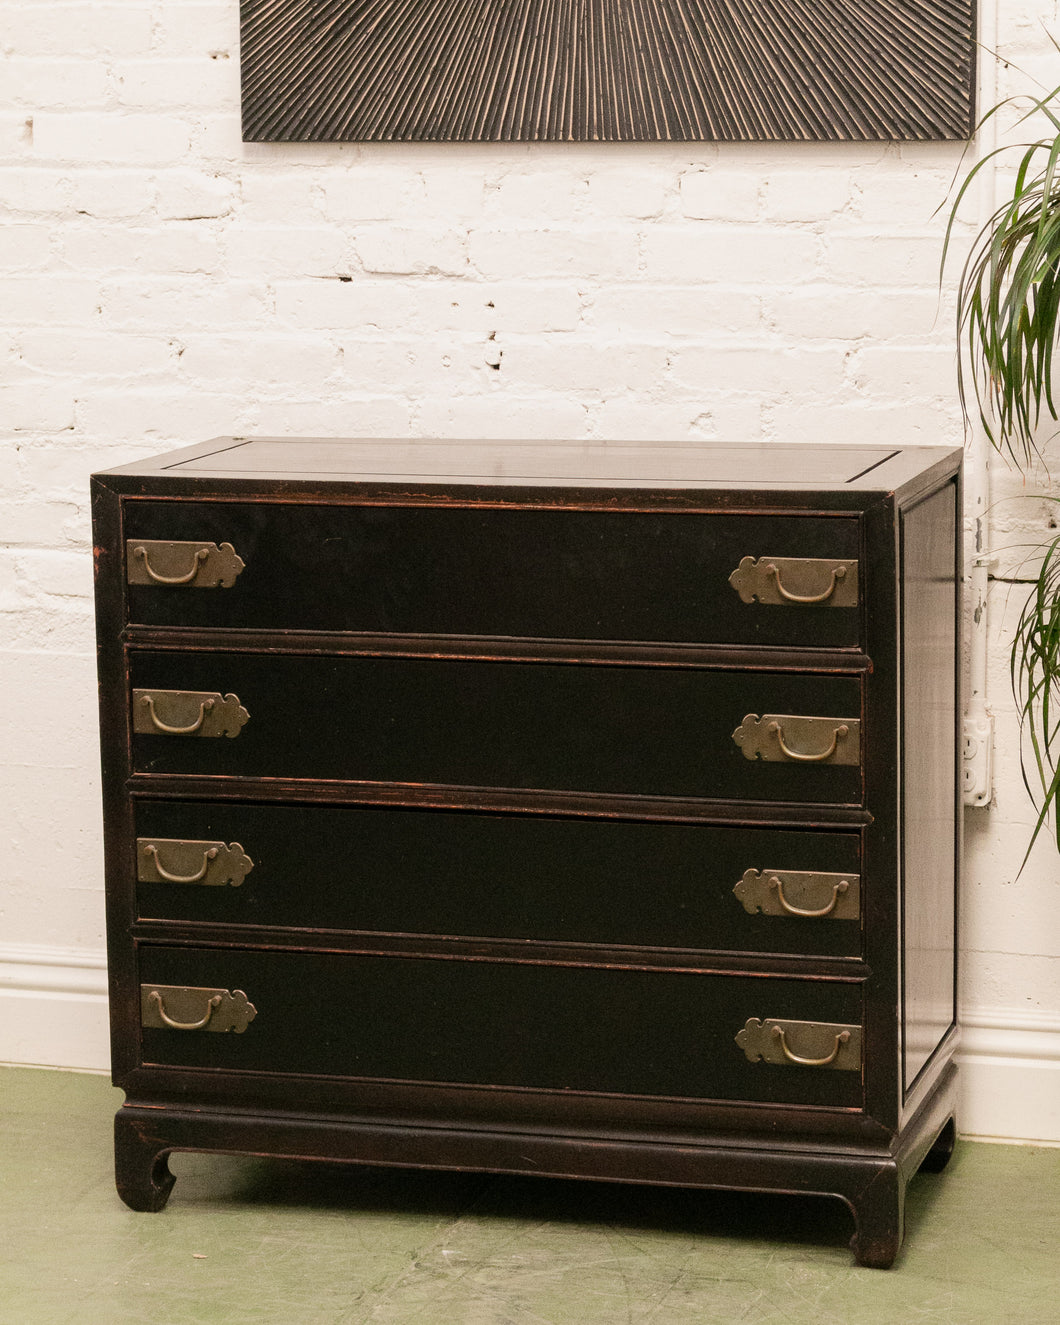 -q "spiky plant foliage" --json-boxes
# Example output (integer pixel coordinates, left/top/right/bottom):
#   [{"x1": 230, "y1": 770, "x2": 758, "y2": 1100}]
[
  {"x1": 944, "y1": 83, "x2": 1060, "y2": 468},
  {"x1": 1011, "y1": 532, "x2": 1060, "y2": 860},
  {"x1": 944, "y1": 74, "x2": 1060, "y2": 857}
]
